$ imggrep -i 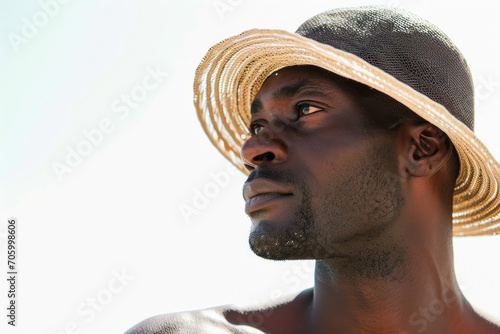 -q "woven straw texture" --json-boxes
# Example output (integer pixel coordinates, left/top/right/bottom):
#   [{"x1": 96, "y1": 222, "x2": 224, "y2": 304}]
[{"x1": 193, "y1": 7, "x2": 500, "y2": 236}]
